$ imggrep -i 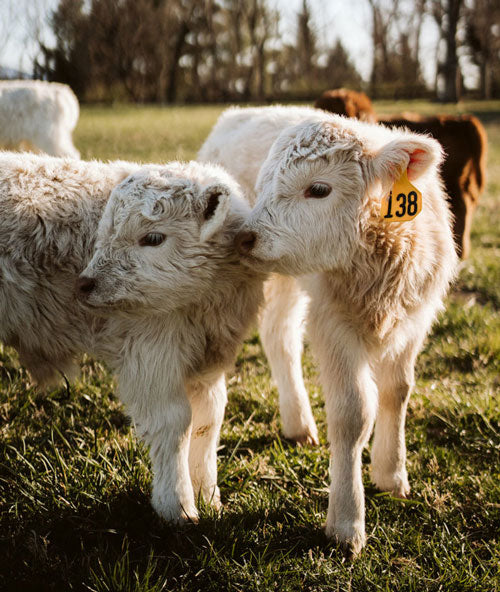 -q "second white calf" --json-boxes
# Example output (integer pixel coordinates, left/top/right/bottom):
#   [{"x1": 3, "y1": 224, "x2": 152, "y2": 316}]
[
  {"x1": 78, "y1": 161, "x2": 265, "y2": 522},
  {"x1": 0, "y1": 152, "x2": 263, "y2": 523},
  {"x1": 201, "y1": 105, "x2": 458, "y2": 553}
]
